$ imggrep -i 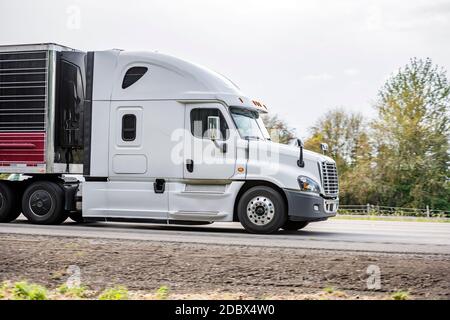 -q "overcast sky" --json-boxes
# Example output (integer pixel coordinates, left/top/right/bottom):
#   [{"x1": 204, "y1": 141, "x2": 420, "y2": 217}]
[{"x1": 1, "y1": 0, "x2": 449, "y2": 137}]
